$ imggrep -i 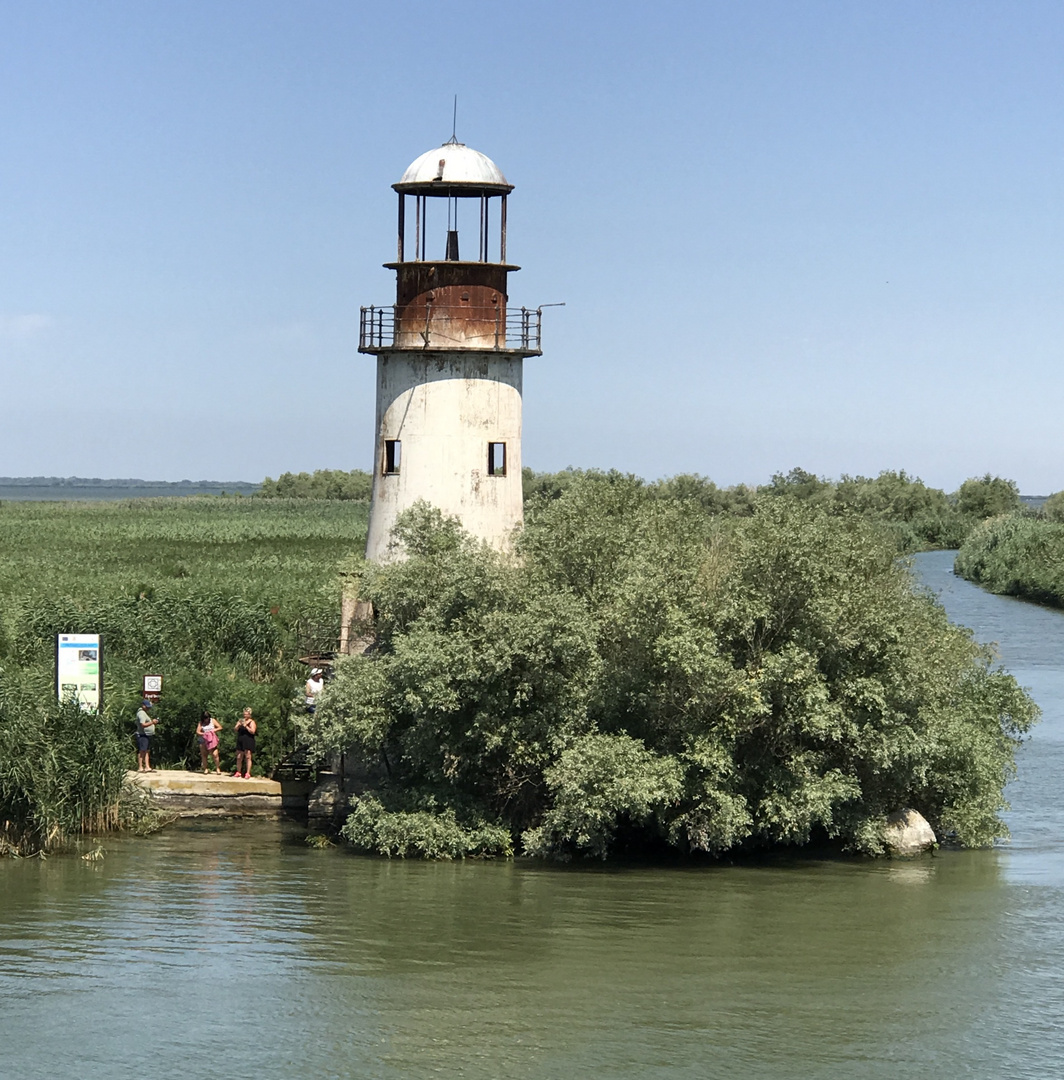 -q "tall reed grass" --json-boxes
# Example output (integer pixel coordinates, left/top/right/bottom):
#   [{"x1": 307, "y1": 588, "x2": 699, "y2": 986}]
[{"x1": 0, "y1": 669, "x2": 129, "y2": 855}]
